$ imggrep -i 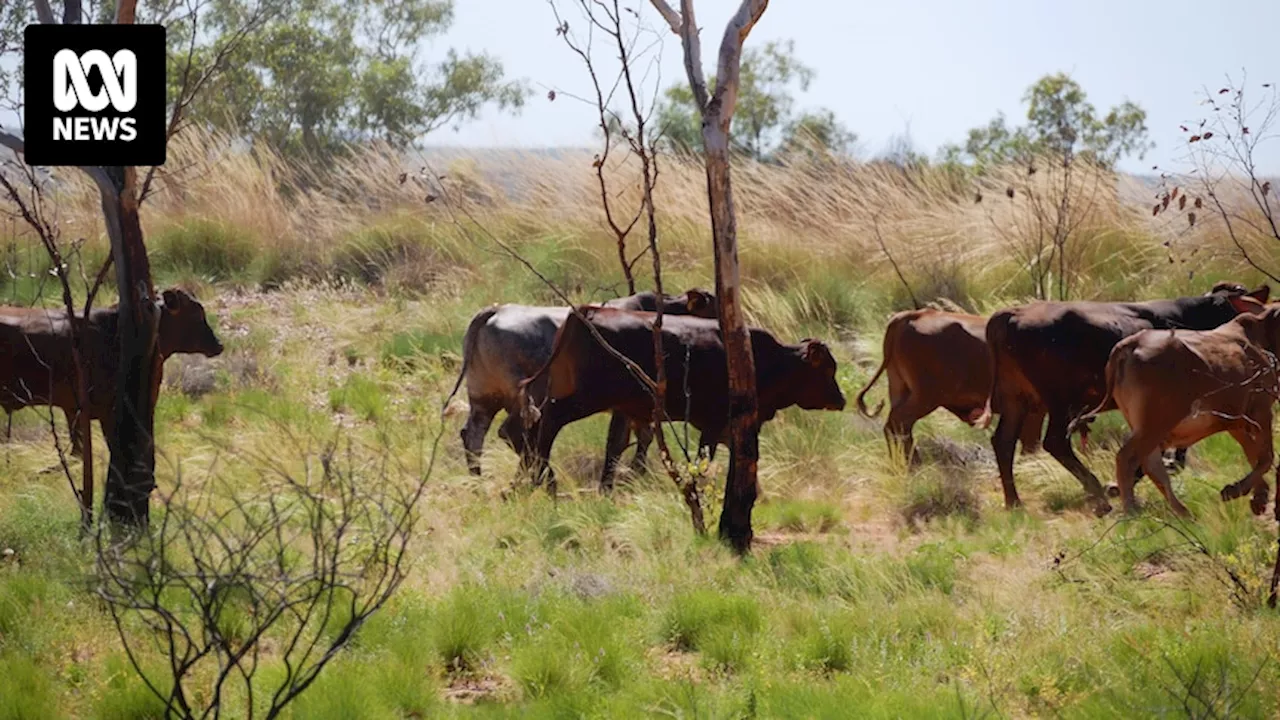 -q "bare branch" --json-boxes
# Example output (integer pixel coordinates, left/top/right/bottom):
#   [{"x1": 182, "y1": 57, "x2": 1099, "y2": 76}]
[
  {"x1": 708, "y1": 0, "x2": 769, "y2": 121},
  {"x1": 648, "y1": 0, "x2": 681, "y2": 33}
]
